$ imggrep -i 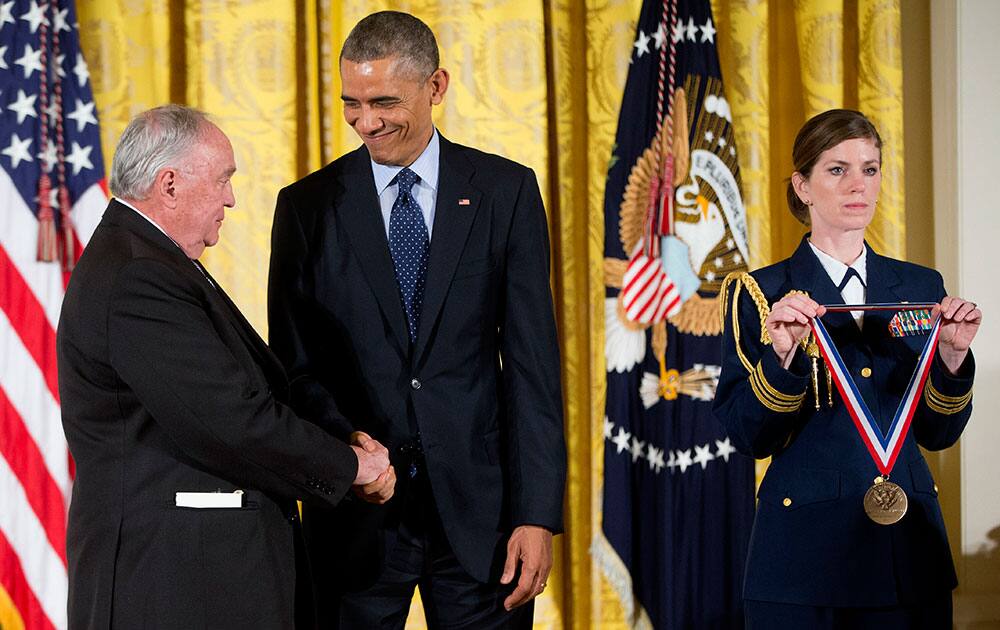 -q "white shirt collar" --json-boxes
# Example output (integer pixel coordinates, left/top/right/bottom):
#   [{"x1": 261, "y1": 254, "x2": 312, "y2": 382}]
[
  {"x1": 117, "y1": 198, "x2": 175, "y2": 242},
  {"x1": 808, "y1": 240, "x2": 867, "y2": 288},
  {"x1": 370, "y1": 129, "x2": 440, "y2": 196}
]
